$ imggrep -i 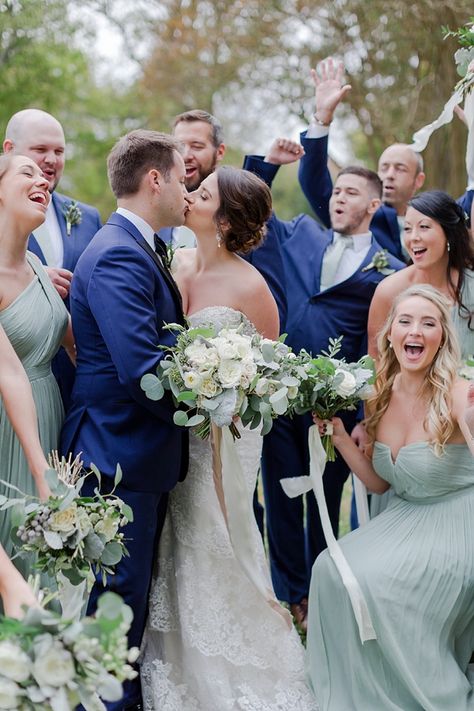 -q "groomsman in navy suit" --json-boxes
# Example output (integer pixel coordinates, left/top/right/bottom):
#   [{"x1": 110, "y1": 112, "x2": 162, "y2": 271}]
[
  {"x1": 160, "y1": 109, "x2": 288, "y2": 330},
  {"x1": 61, "y1": 130, "x2": 191, "y2": 710},
  {"x1": 244, "y1": 141, "x2": 404, "y2": 631},
  {"x1": 3, "y1": 109, "x2": 102, "y2": 406}
]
